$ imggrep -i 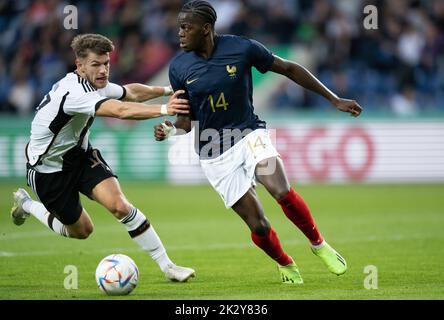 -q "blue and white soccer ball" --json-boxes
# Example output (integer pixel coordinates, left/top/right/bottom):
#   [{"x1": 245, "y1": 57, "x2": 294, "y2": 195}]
[{"x1": 95, "y1": 254, "x2": 139, "y2": 296}]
